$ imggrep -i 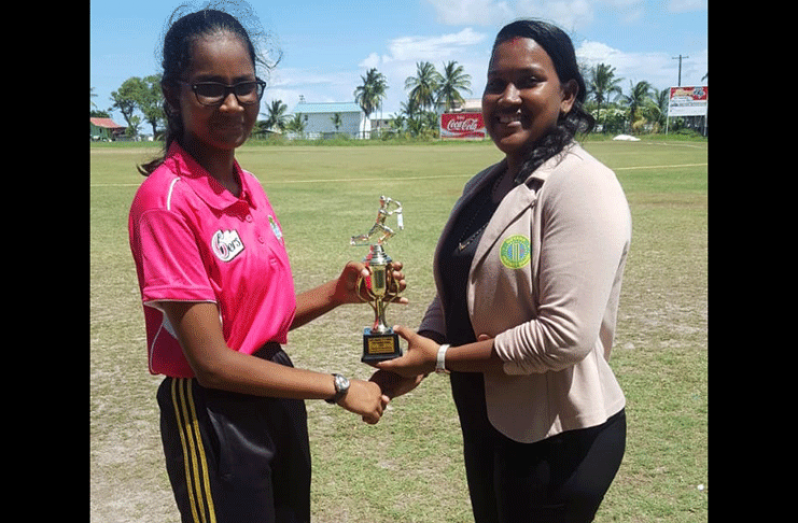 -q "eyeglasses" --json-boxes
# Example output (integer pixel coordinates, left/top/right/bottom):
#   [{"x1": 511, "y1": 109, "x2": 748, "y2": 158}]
[{"x1": 179, "y1": 79, "x2": 266, "y2": 106}]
